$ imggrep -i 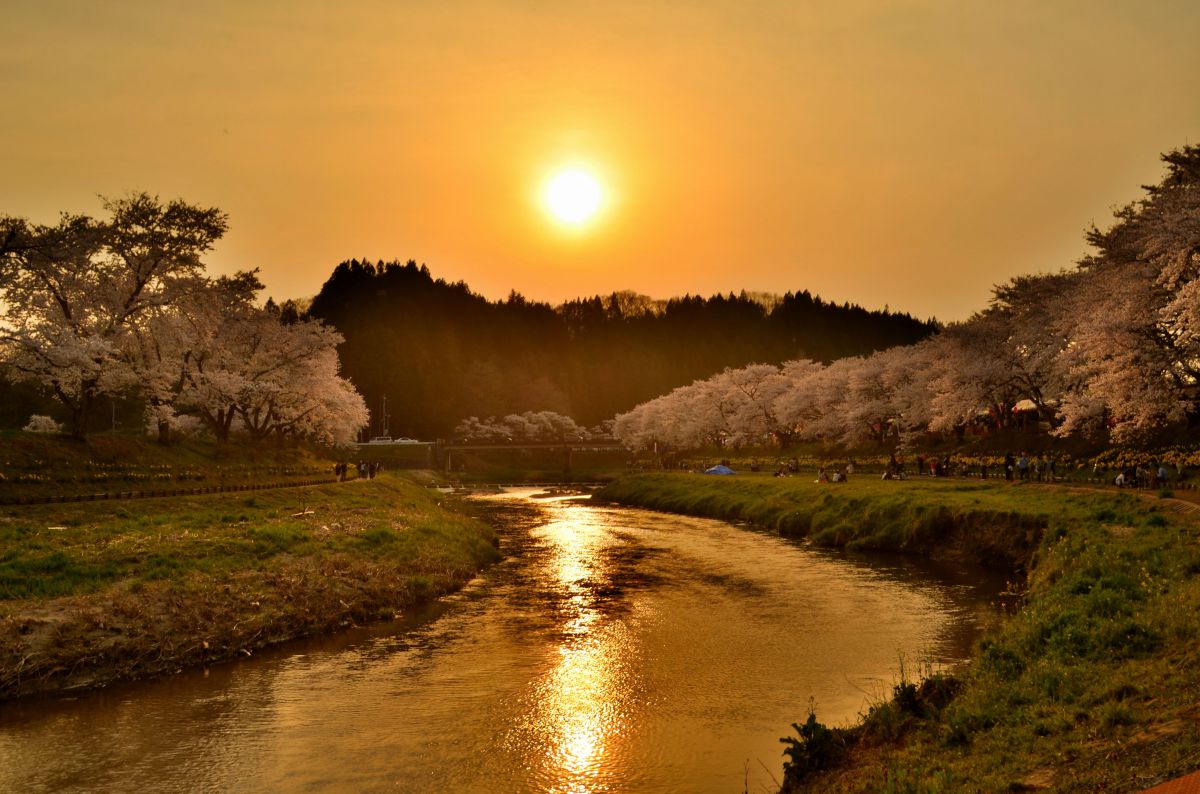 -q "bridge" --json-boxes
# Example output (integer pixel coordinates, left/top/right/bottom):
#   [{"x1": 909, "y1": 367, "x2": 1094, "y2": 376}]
[
  {"x1": 355, "y1": 440, "x2": 623, "y2": 451},
  {"x1": 443, "y1": 441, "x2": 624, "y2": 452}
]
